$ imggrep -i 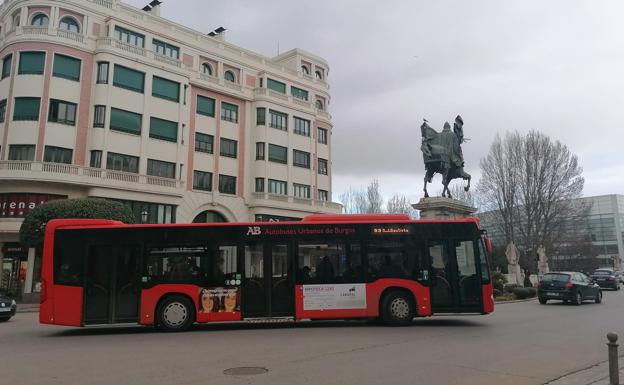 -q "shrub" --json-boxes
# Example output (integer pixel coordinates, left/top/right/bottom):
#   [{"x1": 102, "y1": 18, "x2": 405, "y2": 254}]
[
  {"x1": 492, "y1": 271, "x2": 507, "y2": 292},
  {"x1": 526, "y1": 287, "x2": 537, "y2": 298},
  {"x1": 20, "y1": 198, "x2": 135, "y2": 247},
  {"x1": 493, "y1": 289, "x2": 503, "y2": 298},
  {"x1": 512, "y1": 287, "x2": 530, "y2": 300},
  {"x1": 504, "y1": 284, "x2": 522, "y2": 294}
]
